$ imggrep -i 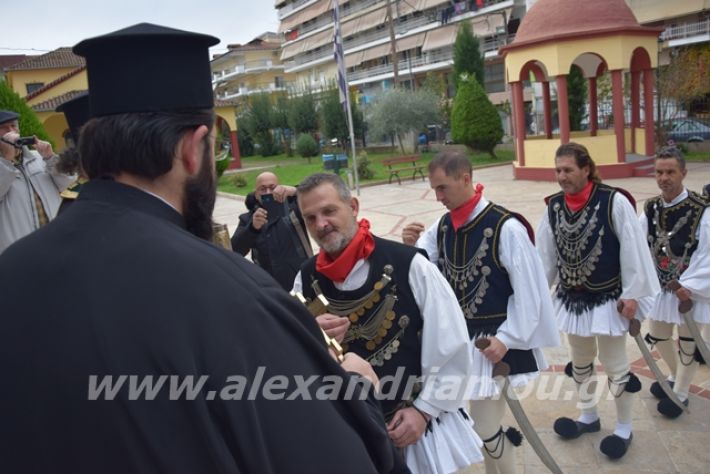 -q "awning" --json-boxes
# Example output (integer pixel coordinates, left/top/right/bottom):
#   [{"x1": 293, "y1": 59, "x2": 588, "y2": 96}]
[
  {"x1": 281, "y1": 40, "x2": 305, "y2": 60},
  {"x1": 395, "y1": 1, "x2": 419, "y2": 17},
  {"x1": 360, "y1": 42, "x2": 393, "y2": 63},
  {"x1": 417, "y1": 0, "x2": 449, "y2": 10},
  {"x1": 355, "y1": 6, "x2": 387, "y2": 33},
  {"x1": 279, "y1": 0, "x2": 330, "y2": 33},
  {"x1": 396, "y1": 31, "x2": 426, "y2": 52},
  {"x1": 422, "y1": 24, "x2": 458, "y2": 52},
  {"x1": 470, "y1": 8, "x2": 512, "y2": 37},
  {"x1": 345, "y1": 51, "x2": 365, "y2": 68},
  {"x1": 308, "y1": 28, "x2": 333, "y2": 50},
  {"x1": 341, "y1": 15, "x2": 360, "y2": 38}
]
